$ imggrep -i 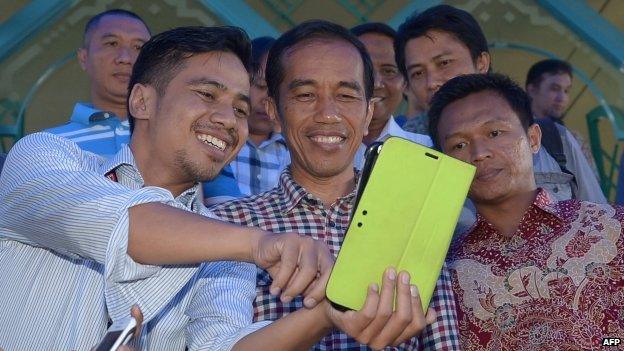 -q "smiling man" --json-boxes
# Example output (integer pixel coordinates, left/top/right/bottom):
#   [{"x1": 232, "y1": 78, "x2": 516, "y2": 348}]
[
  {"x1": 0, "y1": 26, "x2": 342, "y2": 350},
  {"x1": 429, "y1": 73, "x2": 623, "y2": 350},
  {"x1": 212, "y1": 20, "x2": 458, "y2": 350},
  {"x1": 350, "y1": 22, "x2": 431, "y2": 169}
]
